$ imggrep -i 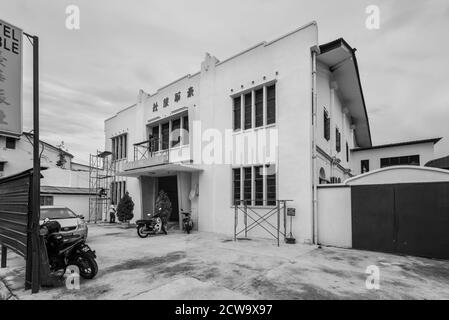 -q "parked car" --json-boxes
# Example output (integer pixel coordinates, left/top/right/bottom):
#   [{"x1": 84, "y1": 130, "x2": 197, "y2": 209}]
[{"x1": 40, "y1": 206, "x2": 88, "y2": 240}]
